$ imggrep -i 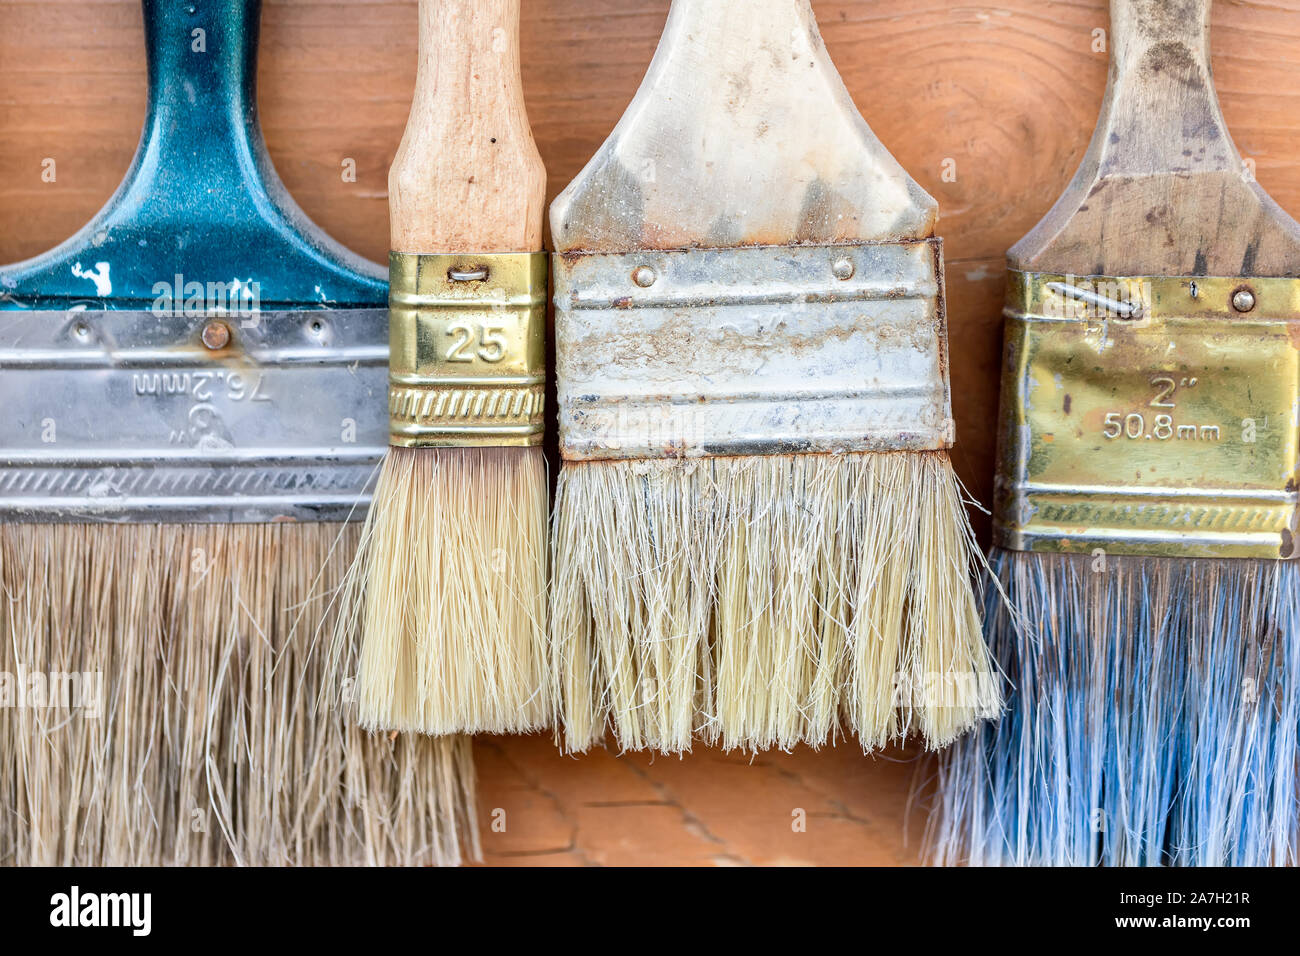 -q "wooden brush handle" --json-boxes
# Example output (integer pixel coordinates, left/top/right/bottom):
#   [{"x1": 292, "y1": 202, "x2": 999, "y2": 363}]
[
  {"x1": 389, "y1": 0, "x2": 545, "y2": 254},
  {"x1": 1011, "y1": 0, "x2": 1300, "y2": 276},
  {"x1": 1101, "y1": 0, "x2": 1225, "y2": 179},
  {"x1": 550, "y1": 0, "x2": 935, "y2": 253},
  {"x1": 1112, "y1": 0, "x2": 1209, "y2": 47}
]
